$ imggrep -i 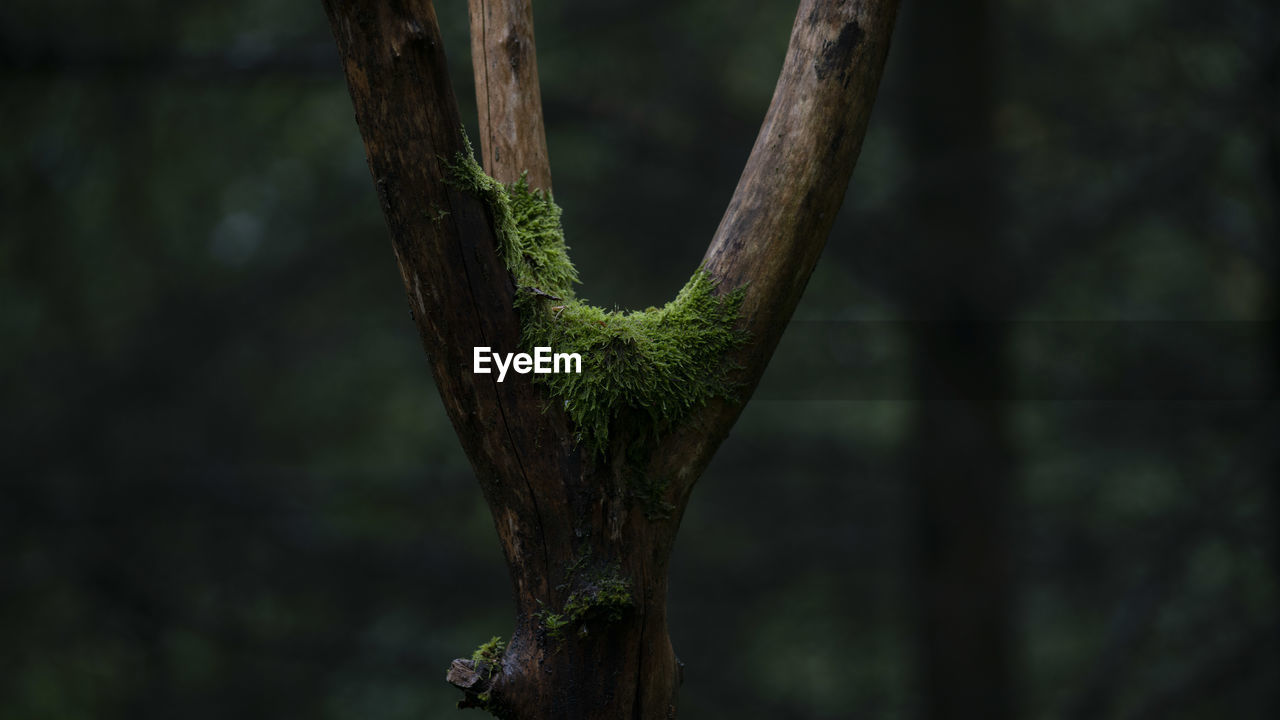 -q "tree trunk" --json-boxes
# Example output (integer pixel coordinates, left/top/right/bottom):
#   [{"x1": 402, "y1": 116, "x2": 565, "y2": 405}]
[{"x1": 319, "y1": 1, "x2": 900, "y2": 716}]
